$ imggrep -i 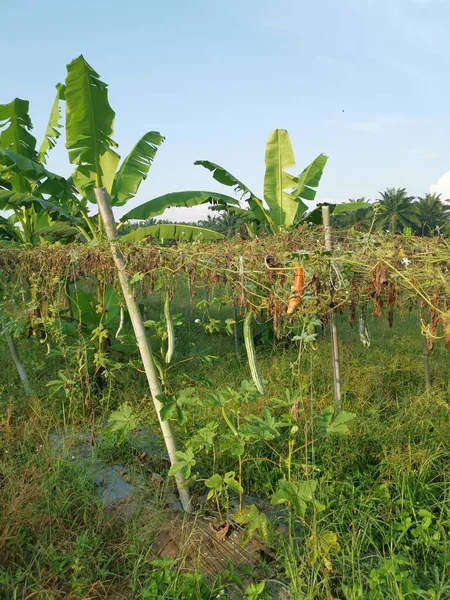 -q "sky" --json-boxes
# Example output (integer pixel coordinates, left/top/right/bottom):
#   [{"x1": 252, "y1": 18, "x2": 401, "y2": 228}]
[{"x1": 3, "y1": 0, "x2": 450, "y2": 221}]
